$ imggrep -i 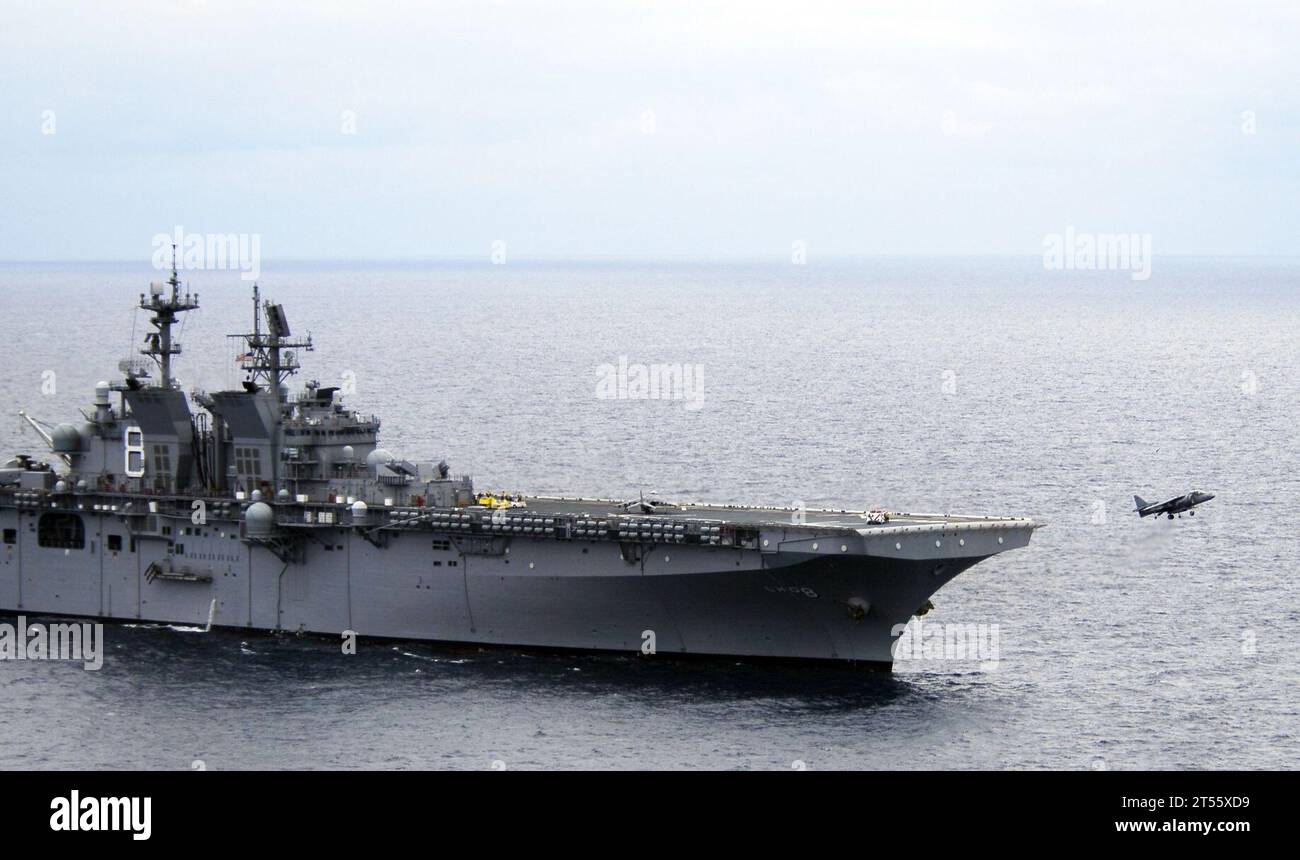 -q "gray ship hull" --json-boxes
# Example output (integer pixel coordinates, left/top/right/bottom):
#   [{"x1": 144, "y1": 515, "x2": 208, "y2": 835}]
[
  {"x1": 0, "y1": 500, "x2": 1022, "y2": 665},
  {"x1": 1, "y1": 279, "x2": 1038, "y2": 667}
]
